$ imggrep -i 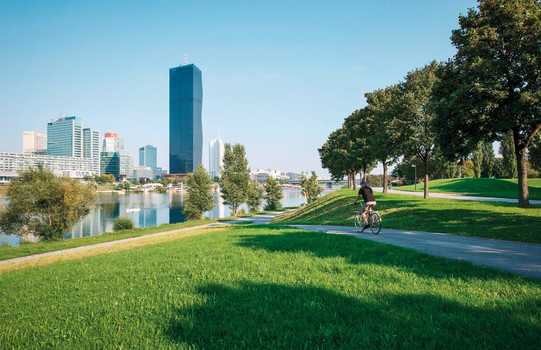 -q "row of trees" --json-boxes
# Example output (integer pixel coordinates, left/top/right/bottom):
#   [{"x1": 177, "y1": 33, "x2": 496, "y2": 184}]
[{"x1": 319, "y1": 0, "x2": 540, "y2": 208}]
